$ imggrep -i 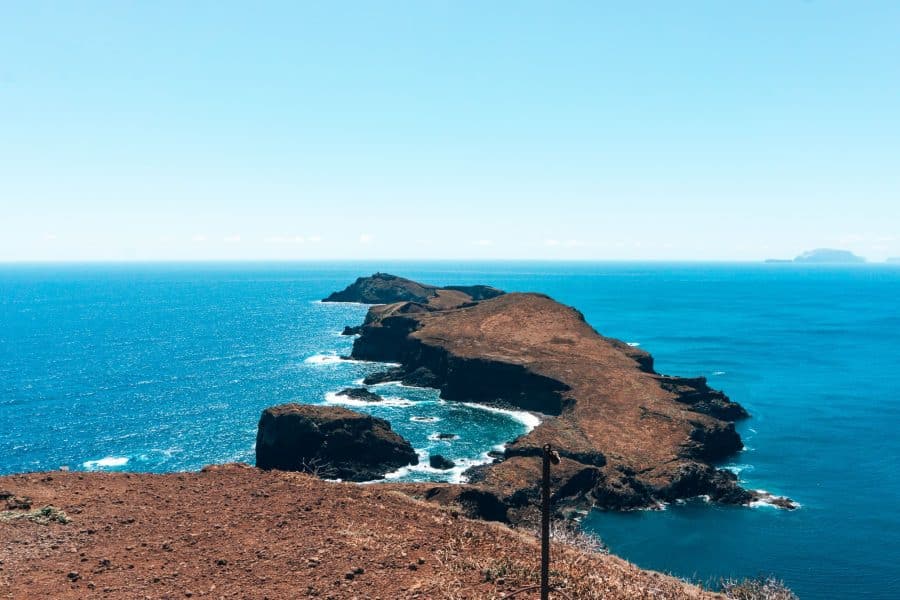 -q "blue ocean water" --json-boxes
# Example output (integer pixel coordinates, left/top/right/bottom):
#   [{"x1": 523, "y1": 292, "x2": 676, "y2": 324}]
[{"x1": 1, "y1": 262, "x2": 898, "y2": 598}]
